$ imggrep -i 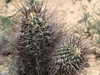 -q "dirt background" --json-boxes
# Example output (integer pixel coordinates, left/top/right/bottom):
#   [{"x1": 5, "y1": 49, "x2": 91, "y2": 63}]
[{"x1": 0, "y1": 0, "x2": 100, "y2": 75}]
